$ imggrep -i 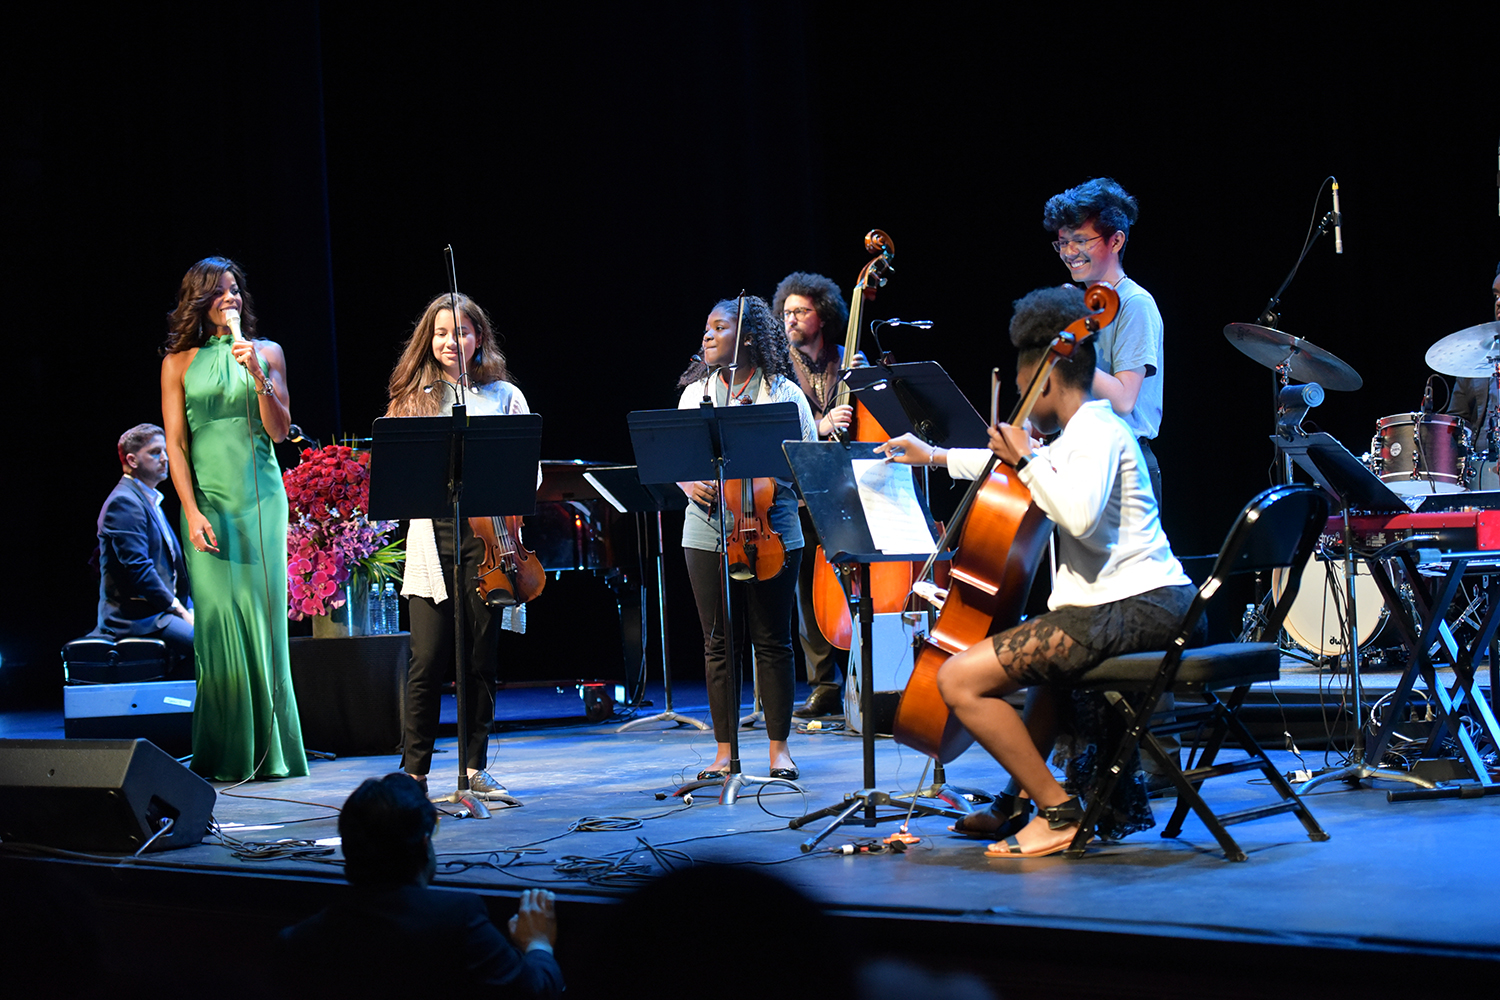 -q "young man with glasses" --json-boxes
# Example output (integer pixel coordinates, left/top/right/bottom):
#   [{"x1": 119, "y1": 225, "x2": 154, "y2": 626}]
[
  {"x1": 1044, "y1": 178, "x2": 1176, "y2": 794},
  {"x1": 1043, "y1": 177, "x2": 1164, "y2": 505}
]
